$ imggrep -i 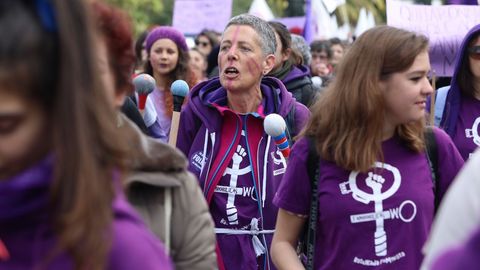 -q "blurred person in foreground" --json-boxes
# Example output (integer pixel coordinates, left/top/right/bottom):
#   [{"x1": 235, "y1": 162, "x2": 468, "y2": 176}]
[
  {"x1": 421, "y1": 148, "x2": 480, "y2": 270},
  {"x1": 176, "y1": 14, "x2": 310, "y2": 270},
  {"x1": 92, "y1": 2, "x2": 217, "y2": 270},
  {"x1": 0, "y1": 0, "x2": 172, "y2": 269}
]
